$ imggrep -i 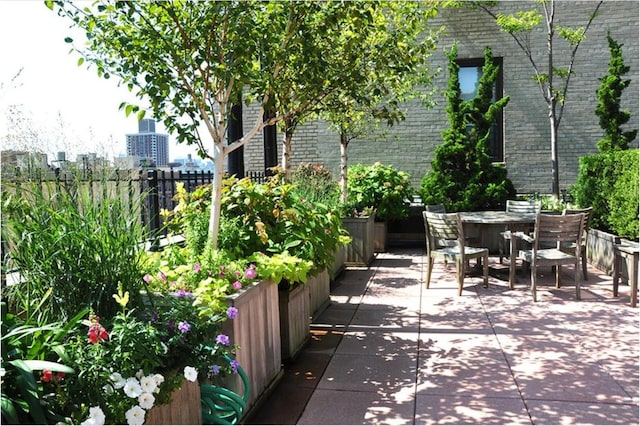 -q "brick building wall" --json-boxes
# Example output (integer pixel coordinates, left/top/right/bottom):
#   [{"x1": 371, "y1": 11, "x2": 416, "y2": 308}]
[{"x1": 239, "y1": 1, "x2": 639, "y2": 194}]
